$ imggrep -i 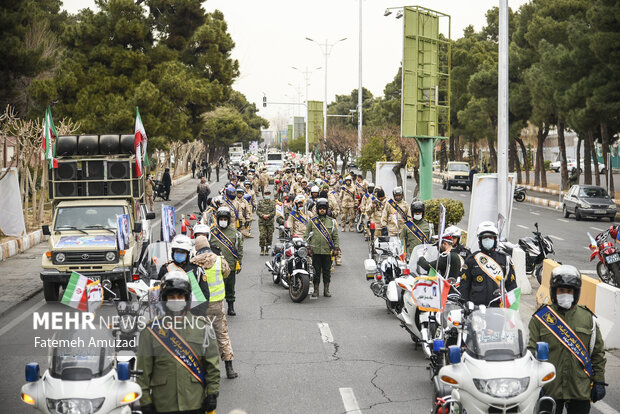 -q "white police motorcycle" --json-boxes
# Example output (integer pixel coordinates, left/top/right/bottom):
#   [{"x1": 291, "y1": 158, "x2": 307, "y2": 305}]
[
  {"x1": 20, "y1": 328, "x2": 143, "y2": 414},
  {"x1": 436, "y1": 307, "x2": 557, "y2": 414}
]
